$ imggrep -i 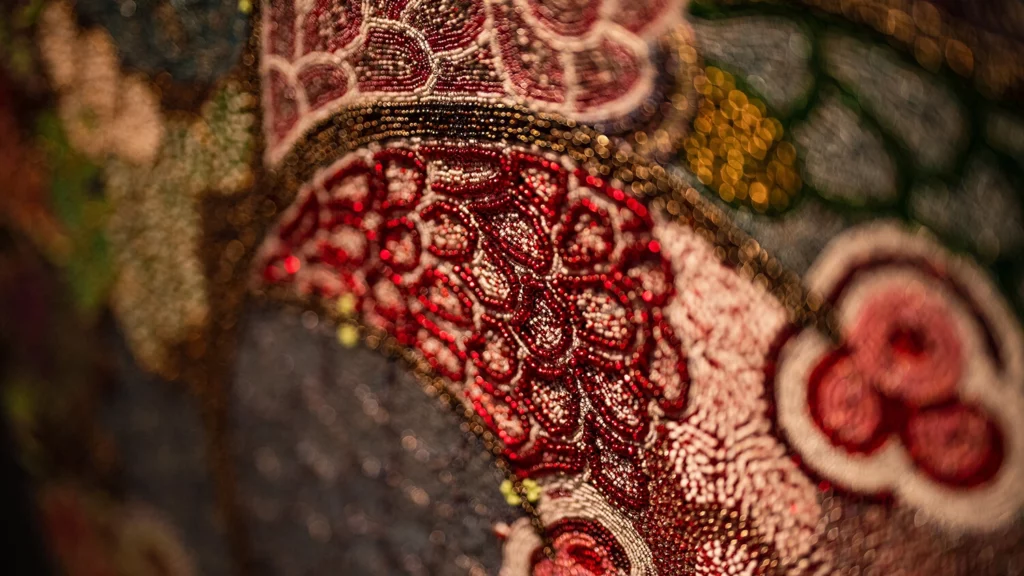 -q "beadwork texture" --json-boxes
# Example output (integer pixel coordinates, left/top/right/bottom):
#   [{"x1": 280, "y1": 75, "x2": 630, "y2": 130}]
[
  {"x1": 259, "y1": 0, "x2": 692, "y2": 163},
  {"x1": 4, "y1": 0, "x2": 1024, "y2": 574}
]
